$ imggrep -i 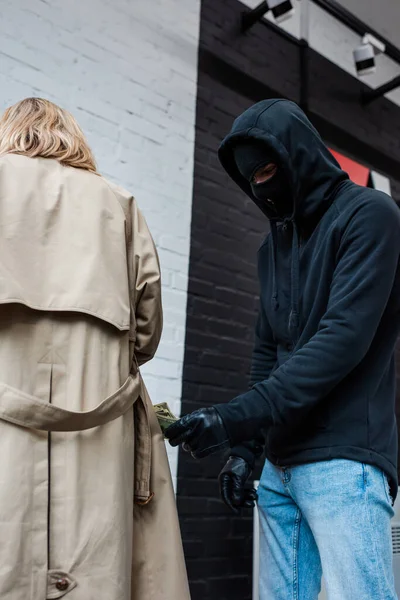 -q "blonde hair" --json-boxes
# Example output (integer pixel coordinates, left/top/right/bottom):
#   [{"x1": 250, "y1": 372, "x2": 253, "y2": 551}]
[{"x1": 0, "y1": 98, "x2": 97, "y2": 172}]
